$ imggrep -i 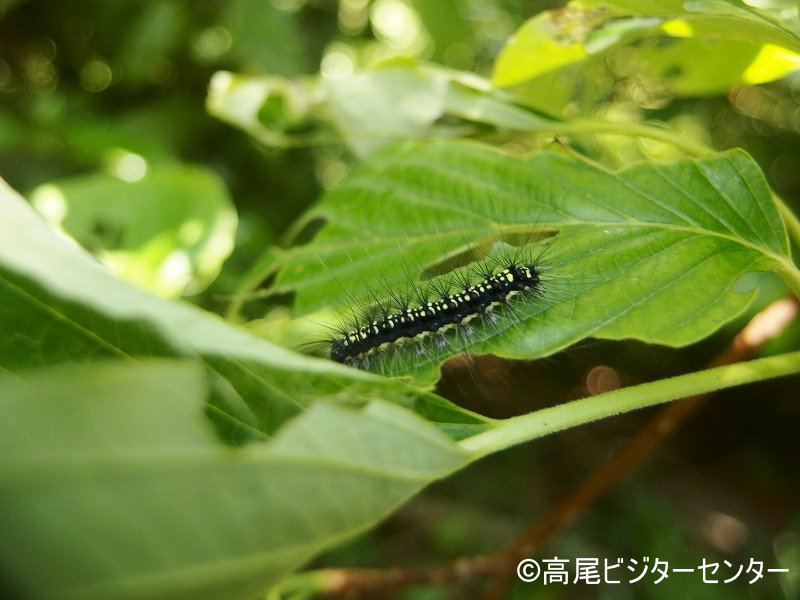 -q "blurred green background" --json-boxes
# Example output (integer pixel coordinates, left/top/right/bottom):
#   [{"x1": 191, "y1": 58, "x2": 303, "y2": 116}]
[{"x1": 1, "y1": 1, "x2": 799, "y2": 598}]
